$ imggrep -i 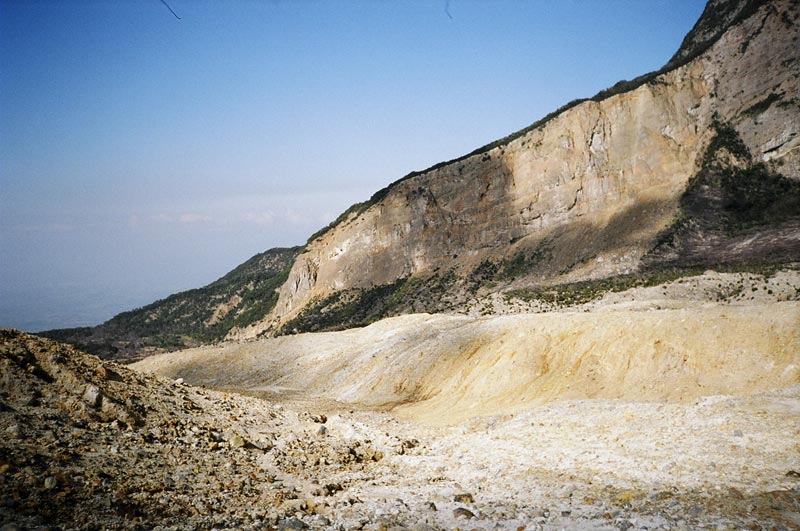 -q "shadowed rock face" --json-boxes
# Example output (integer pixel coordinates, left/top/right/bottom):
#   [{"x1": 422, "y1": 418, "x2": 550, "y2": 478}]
[
  {"x1": 239, "y1": 0, "x2": 799, "y2": 337},
  {"x1": 268, "y1": 76, "x2": 710, "y2": 329}
]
